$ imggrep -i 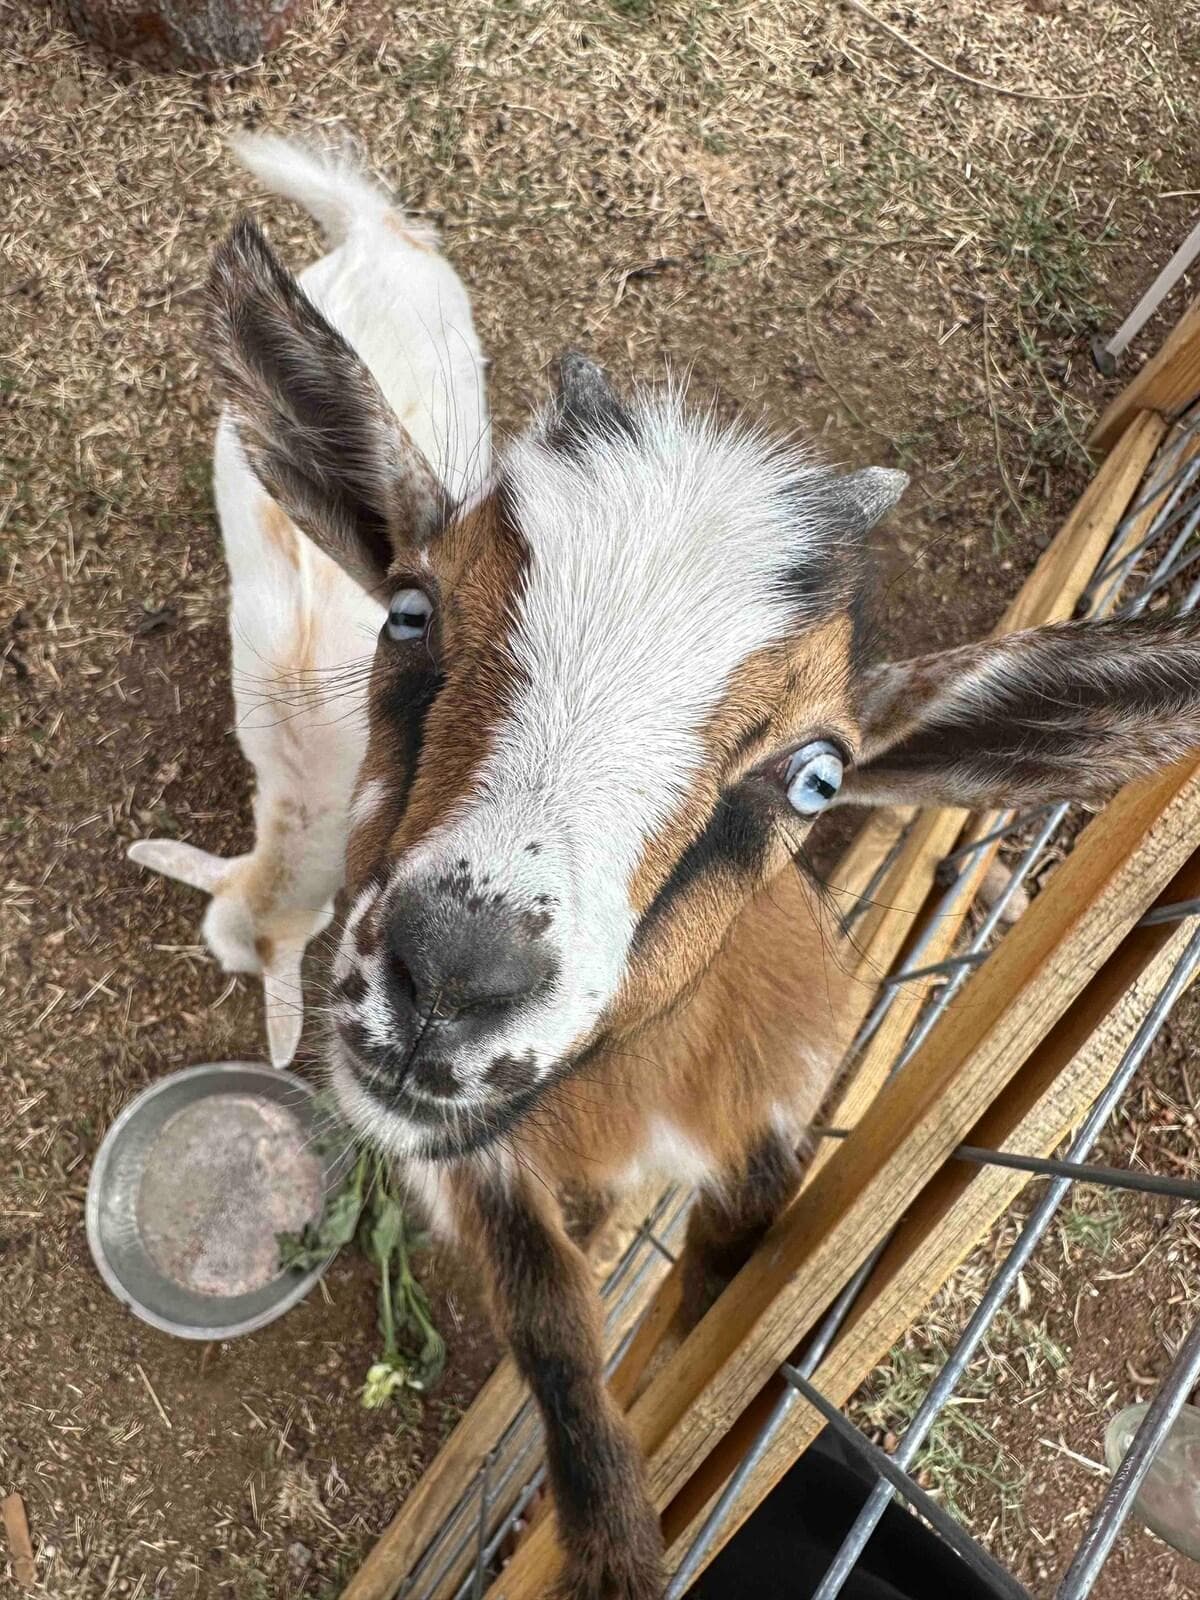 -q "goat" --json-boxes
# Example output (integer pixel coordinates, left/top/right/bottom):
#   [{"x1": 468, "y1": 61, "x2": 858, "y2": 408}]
[
  {"x1": 204, "y1": 141, "x2": 1200, "y2": 1599},
  {"x1": 128, "y1": 134, "x2": 490, "y2": 1065}
]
